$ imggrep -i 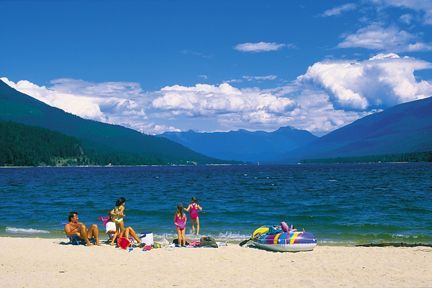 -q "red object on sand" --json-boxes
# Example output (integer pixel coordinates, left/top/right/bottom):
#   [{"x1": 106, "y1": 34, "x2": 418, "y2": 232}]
[
  {"x1": 143, "y1": 245, "x2": 152, "y2": 251},
  {"x1": 118, "y1": 237, "x2": 131, "y2": 250}
]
